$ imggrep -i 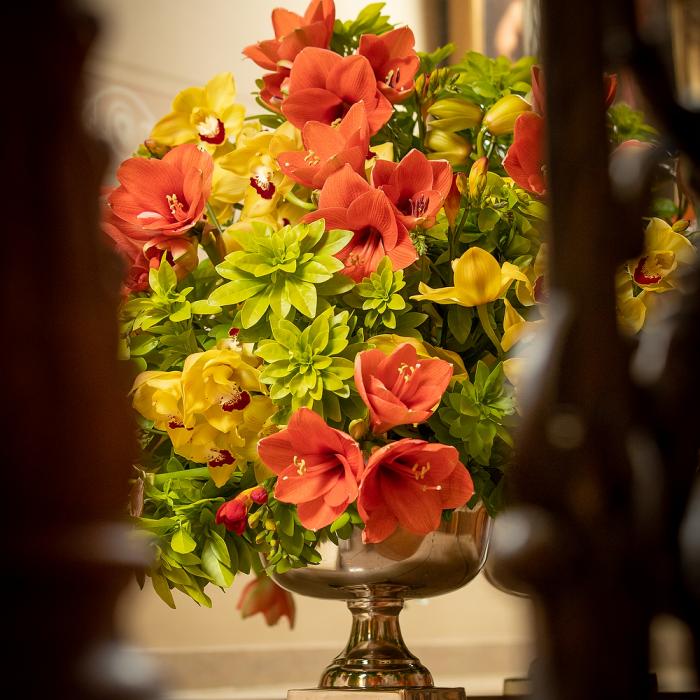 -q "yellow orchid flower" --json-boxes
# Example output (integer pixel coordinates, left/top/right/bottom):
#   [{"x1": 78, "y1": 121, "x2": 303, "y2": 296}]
[
  {"x1": 215, "y1": 122, "x2": 303, "y2": 219},
  {"x1": 131, "y1": 371, "x2": 183, "y2": 431},
  {"x1": 501, "y1": 298, "x2": 545, "y2": 352},
  {"x1": 629, "y1": 217, "x2": 696, "y2": 292},
  {"x1": 180, "y1": 346, "x2": 265, "y2": 432},
  {"x1": 516, "y1": 243, "x2": 548, "y2": 306},
  {"x1": 615, "y1": 271, "x2": 647, "y2": 335},
  {"x1": 413, "y1": 246, "x2": 529, "y2": 307},
  {"x1": 150, "y1": 72, "x2": 245, "y2": 153}
]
